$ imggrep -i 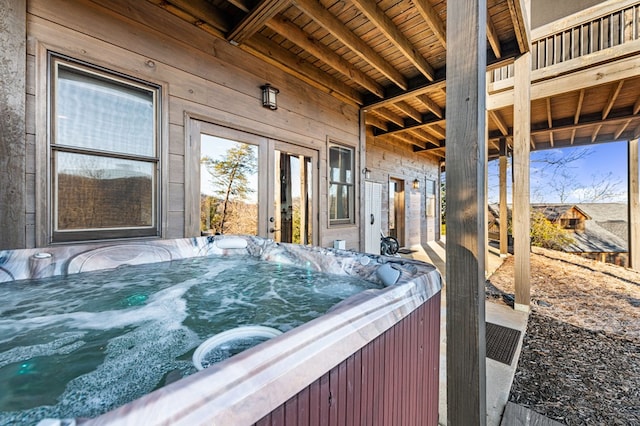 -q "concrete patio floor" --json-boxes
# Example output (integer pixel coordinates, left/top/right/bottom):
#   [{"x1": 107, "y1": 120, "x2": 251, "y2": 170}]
[{"x1": 401, "y1": 239, "x2": 529, "y2": 426}]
